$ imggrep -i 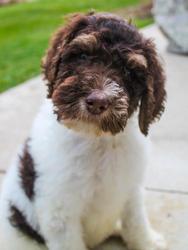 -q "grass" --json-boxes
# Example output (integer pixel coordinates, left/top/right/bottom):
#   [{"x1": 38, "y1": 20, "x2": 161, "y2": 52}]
[{"x1": 0, "y1": 0, "x2": 153, "y2": 92}]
